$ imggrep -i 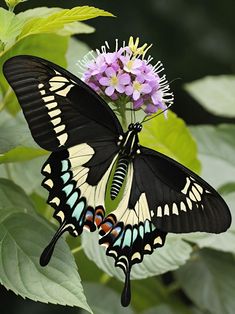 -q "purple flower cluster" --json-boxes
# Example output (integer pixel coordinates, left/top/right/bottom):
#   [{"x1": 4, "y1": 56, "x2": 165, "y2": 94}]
[{"x1": 79, "y1": 40, "x2": 174, "y2": 115}]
